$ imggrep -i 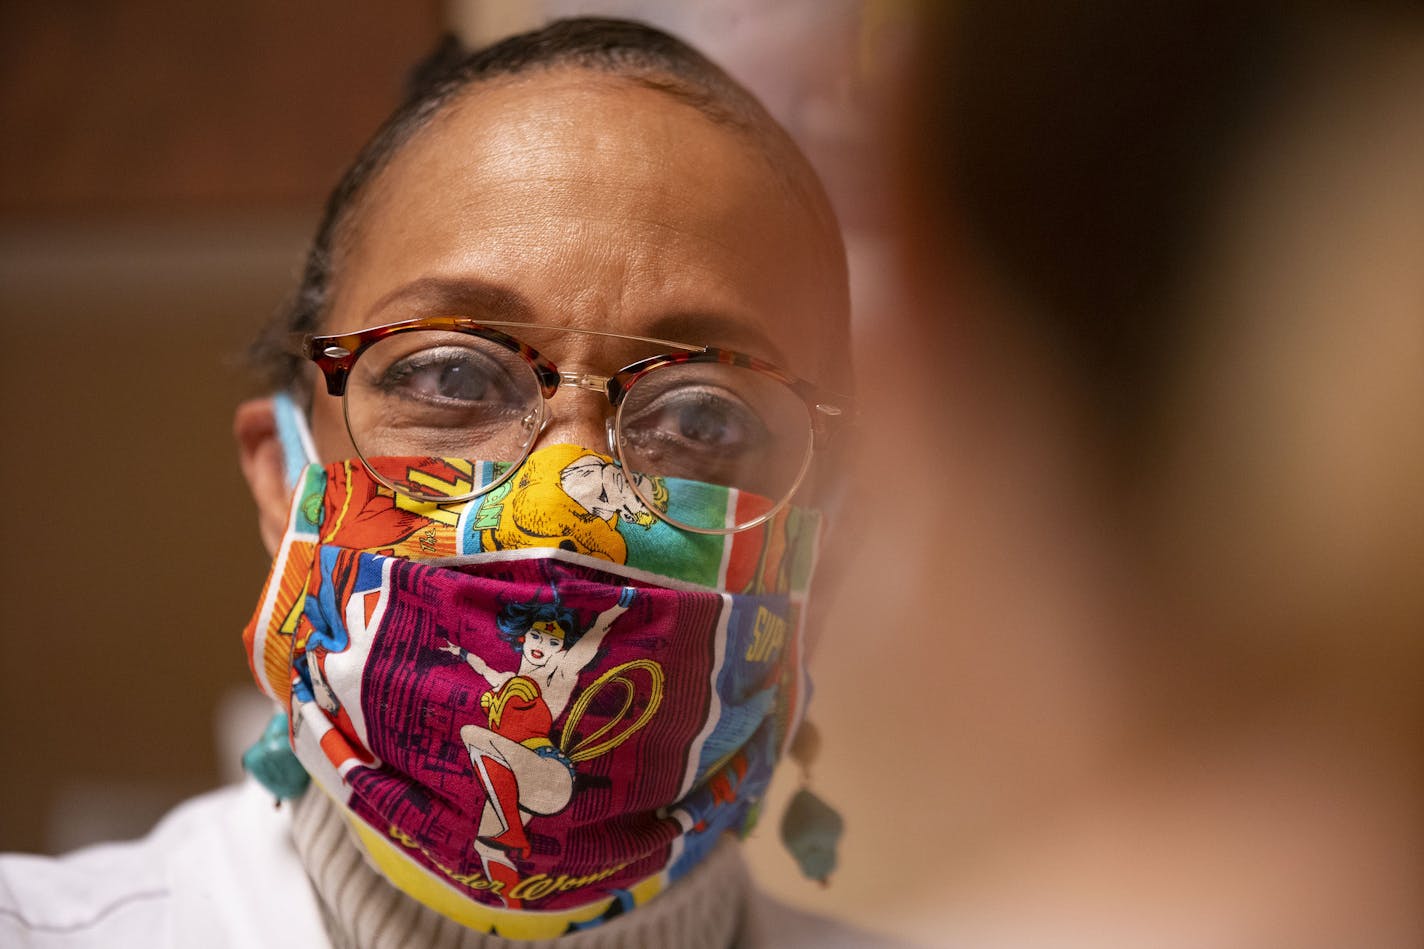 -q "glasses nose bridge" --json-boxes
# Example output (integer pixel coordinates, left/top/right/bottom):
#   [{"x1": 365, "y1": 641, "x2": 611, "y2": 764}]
[
  {"x1": 546, "y1": 370, "x2": 619, "y2": 456},
  {"x1": 556, "y1": 369, "x2": 613, "y2": 402}
]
